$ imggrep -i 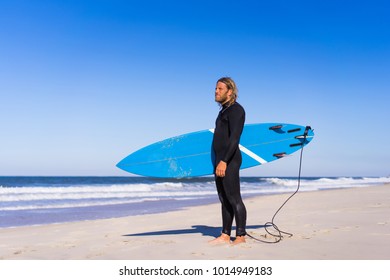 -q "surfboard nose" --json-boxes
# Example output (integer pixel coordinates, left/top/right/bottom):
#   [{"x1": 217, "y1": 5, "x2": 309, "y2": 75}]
[{"x1": 116, "y1": 160, "x2": 125, "y2": 171}]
